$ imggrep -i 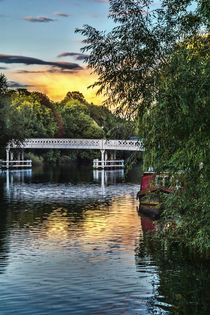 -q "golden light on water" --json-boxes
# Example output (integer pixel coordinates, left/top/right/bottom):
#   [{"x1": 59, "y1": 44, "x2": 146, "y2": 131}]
[
  {"x1": 81, "y1": 198, "x2": 142, "y2": 251},
  {"x1": 40, "y1": 196, "x2": 142, "y2": 254},
  {"x1": 44, "y1": 208, "x2": 69, "y2": 243}
]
